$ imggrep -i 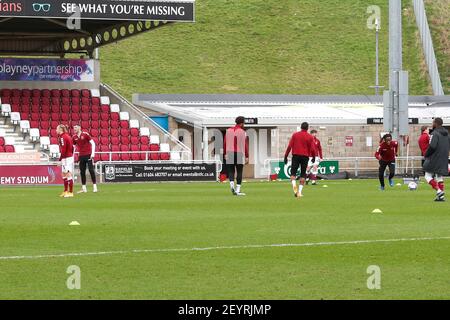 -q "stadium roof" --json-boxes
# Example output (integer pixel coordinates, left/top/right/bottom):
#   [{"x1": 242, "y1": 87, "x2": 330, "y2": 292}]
[
  {"x1": 0, "y1": 0, "x2": 194, "y2": 56},
  {"x1": 133, "y1": 94, "x2": 450, "y2": 127}
]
